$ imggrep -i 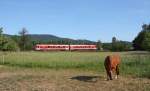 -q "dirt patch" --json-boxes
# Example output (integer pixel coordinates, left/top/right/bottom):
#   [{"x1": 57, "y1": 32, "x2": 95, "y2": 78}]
[{"x1": 0, "y1": 67, "x2": 149, "y2": 91}]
